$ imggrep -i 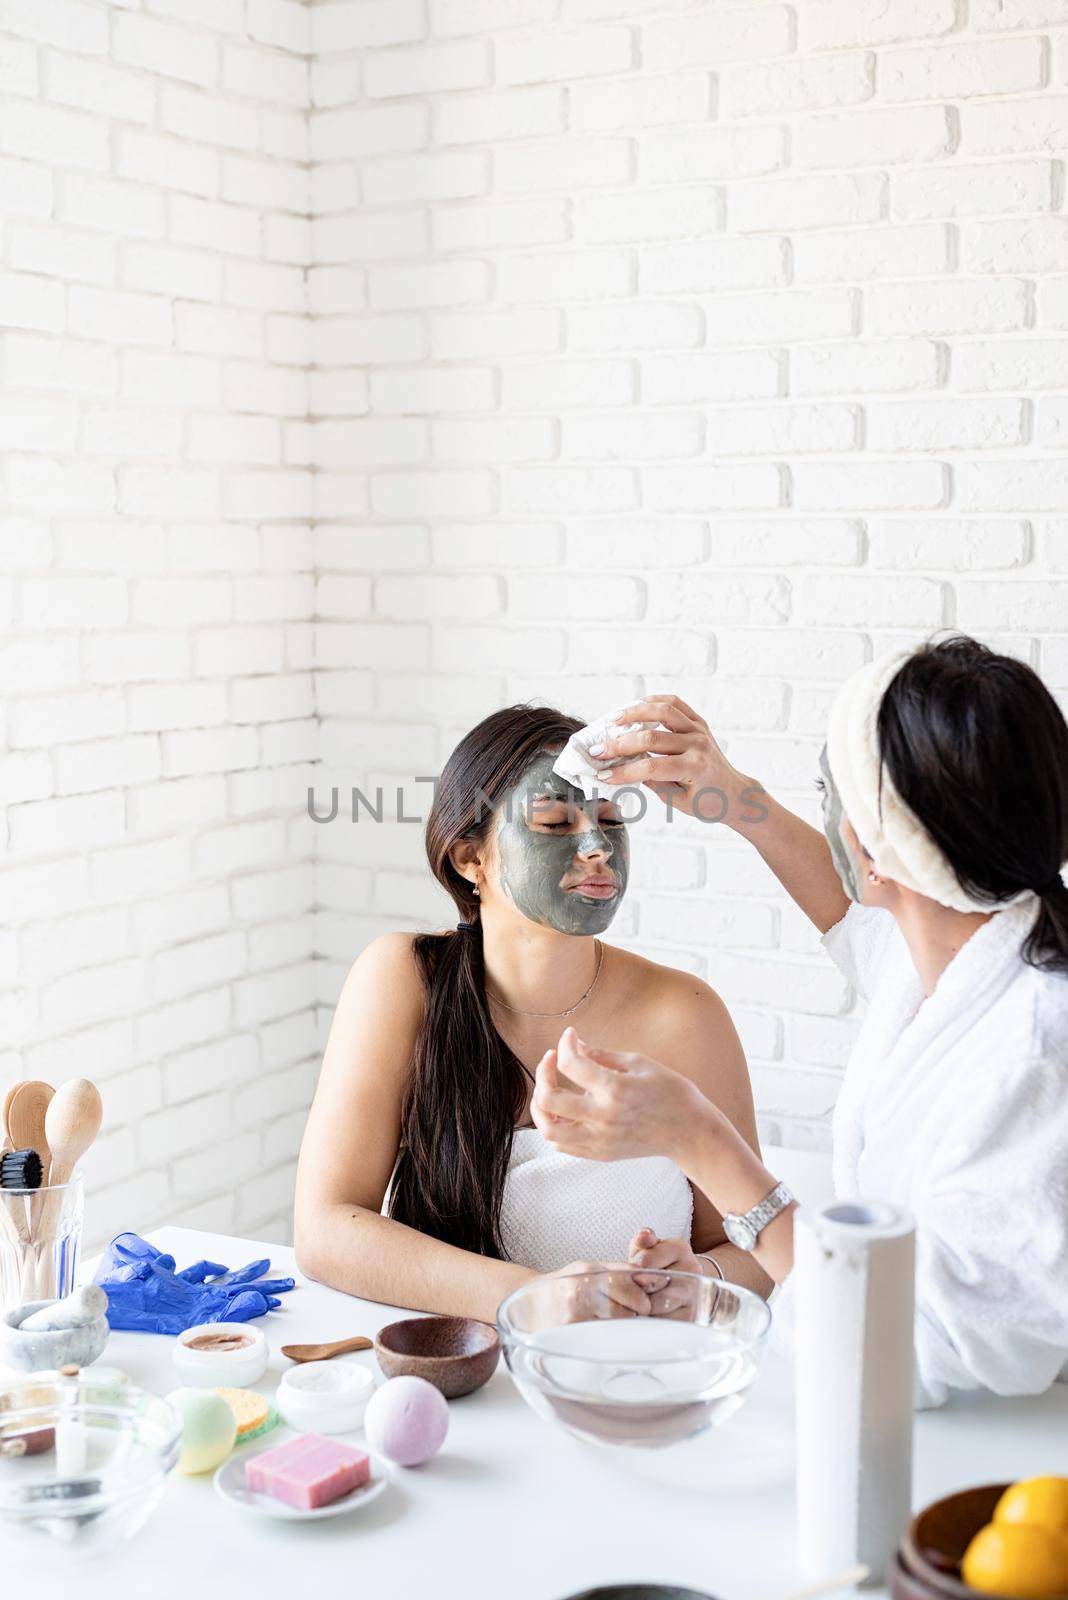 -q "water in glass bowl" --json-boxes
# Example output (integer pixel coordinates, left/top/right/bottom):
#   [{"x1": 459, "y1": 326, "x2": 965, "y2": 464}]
[{"x1": 507, "y1": 1317, "x2": 761, "y2": 1449}]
